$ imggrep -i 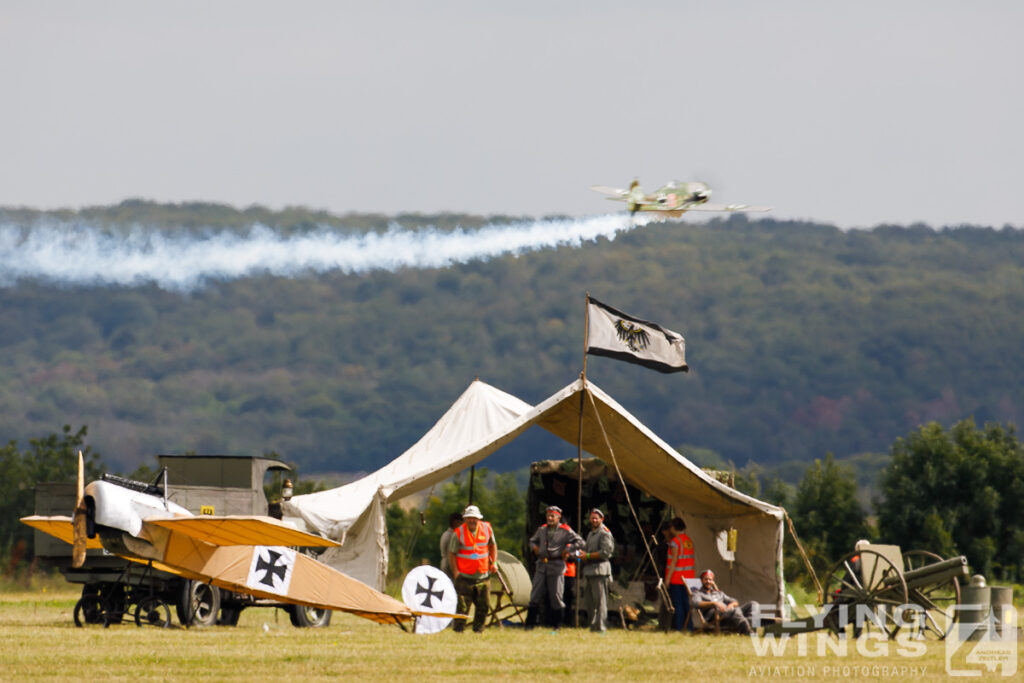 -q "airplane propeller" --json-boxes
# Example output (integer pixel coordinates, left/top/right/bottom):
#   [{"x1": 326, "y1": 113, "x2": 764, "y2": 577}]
[{"x1": 71, "y1": 451, "x2": 87, "y2": 568}]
